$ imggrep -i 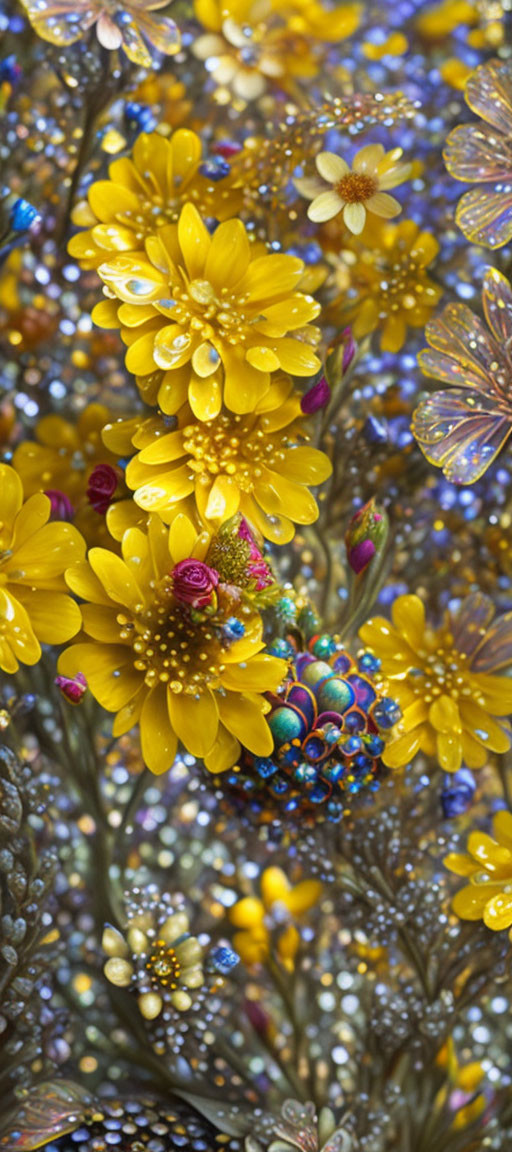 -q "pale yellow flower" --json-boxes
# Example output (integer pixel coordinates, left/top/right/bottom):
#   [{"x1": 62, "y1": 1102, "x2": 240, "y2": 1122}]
[{"x1": 296, "y1": 144, "x2": 411, "y2": 234}]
